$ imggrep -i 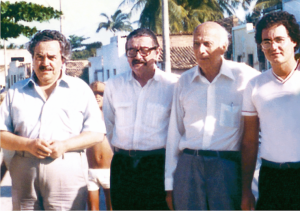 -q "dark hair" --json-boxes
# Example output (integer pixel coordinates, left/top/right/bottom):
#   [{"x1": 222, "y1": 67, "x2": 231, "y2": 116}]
[
  {"x1": 28, "y1": 30, "x2": 72, "y2": 61},
  {"x1": 90, "y1": 81, "x2": 105, "y2": 89},
  {"x1": 255, "y1": 11, "x2": 300, "y2": 51},
  {"x1": 125, "y1": 28, "x2": 159, "y2": 51}
]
